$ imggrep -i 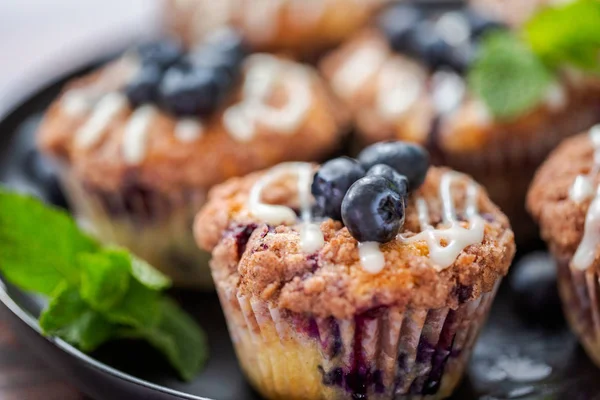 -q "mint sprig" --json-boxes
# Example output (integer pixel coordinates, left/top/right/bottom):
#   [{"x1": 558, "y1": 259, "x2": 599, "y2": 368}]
[
  {"x1": 468, "y1": 0, "x2": 600, "y2": 121},
  {"x1": 0, "y1": 189, "x2": 207, "y2": 381},
  {"x1": 468, "y1": 31, "x2": 553, "y2": 120}
]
